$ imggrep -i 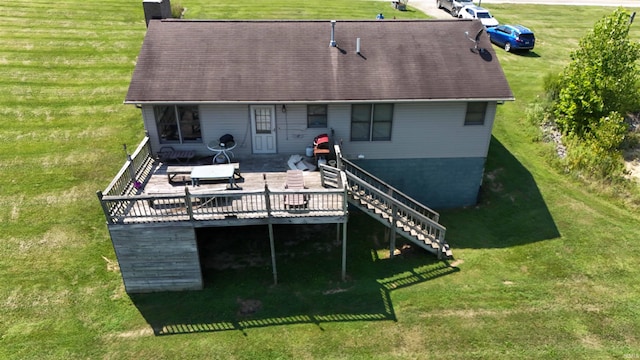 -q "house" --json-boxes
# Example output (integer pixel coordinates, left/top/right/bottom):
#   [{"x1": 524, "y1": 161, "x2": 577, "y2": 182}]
[
  {"x1": 100, "y1": 12, "x2": 514, "y2": 293},
  {"x1": 125, "y1": 17, "x2": 514, "y2": 210}
]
